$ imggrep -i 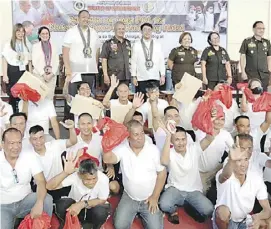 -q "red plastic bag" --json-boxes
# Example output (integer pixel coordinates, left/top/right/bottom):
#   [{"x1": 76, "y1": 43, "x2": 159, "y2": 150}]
[
  {"x1": 252, "y1": 92, "x2": 271, "y2": 112},
  {"x1": 75, "y1": 147, "x2": 100, "y2": 167},
  {"x1": 11, "y1": 83, "x2": 41, "y2": 102},
  {"x1": 50, "y1": 214, "x2": 60, "y2": 229},
  {"x1": 191, "y1": 98, "x2": 215, "y2": 135},
  {"x1": 236, "y1": 83, "x2": 255, "y2": 103},
  {"x1": 98, "y1": 117, "x2": 129, "y2": 152},
  {"x1": 218, "y1": 85, "x2": 232, "y2": 109},
  {"x1": 18, "y1": 212, "x2": 51, "y2": 229},
  {"x1": 63, "y1": 212, "x2": 81, "y2": 229}
]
